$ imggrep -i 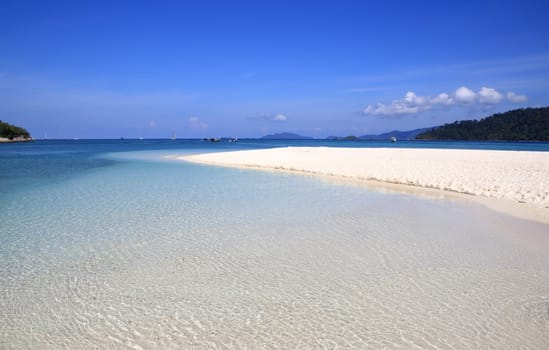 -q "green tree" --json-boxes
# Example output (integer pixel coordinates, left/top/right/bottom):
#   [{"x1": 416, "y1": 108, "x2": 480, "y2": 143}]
[
  {"x1": 0, "y1": 120, "x2": 31, "y2": 140},
  {"x1": 416, "y1": 107, "x2": 549, "y2": 141}
]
